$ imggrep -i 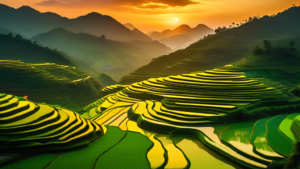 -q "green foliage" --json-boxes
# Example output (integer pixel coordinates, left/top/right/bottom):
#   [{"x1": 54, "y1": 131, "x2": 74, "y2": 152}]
[
  {"x1": 253, "y1": 46, "x2": 264, "y2": 55},
  {"x1": 285, "y1": 142, "x2": 300, "y2": 169},
  {"x1": 290, "y1": 85, "x2": 300, "y2": 97},
  {"x1": 0, "y1": 33, "x2": 74, "y2": 66}
]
